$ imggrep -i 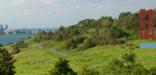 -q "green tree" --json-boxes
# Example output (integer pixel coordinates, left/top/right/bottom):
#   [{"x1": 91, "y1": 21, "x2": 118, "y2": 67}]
[
  {"x1": 63, "y1": 36, "x2": 85, "y2": 49},
  {"x1": 115, "y1": 12, "x2": 132, "y2": 31},
  {"x1": 34, "y1": 31, "x2": 48, "y2": 42},
  {"x1": 97, "y1": 16, "x2": 114, "y2": 28},
  {"x1": 49, "y1": 58, "x2": 77, "y2": 75},
  {"x1": 0, "y1": 48, "x2": 15, "y2": 75},
  {"x1": 77, "y1": 19, "x2": 97, "y2": 29},
  {"x1": 78, "y1": 37, "x2": 96, "y2": 49},
  {"x1": 104, "y1": 51, "x2": 147, "y2": 75}
]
